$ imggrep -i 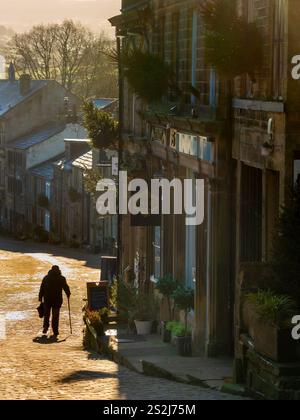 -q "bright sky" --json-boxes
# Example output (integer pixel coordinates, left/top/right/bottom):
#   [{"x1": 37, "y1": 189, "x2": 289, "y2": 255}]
[{"x1": 0, "y1": 0, "x2": 121, "y2": 36}]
